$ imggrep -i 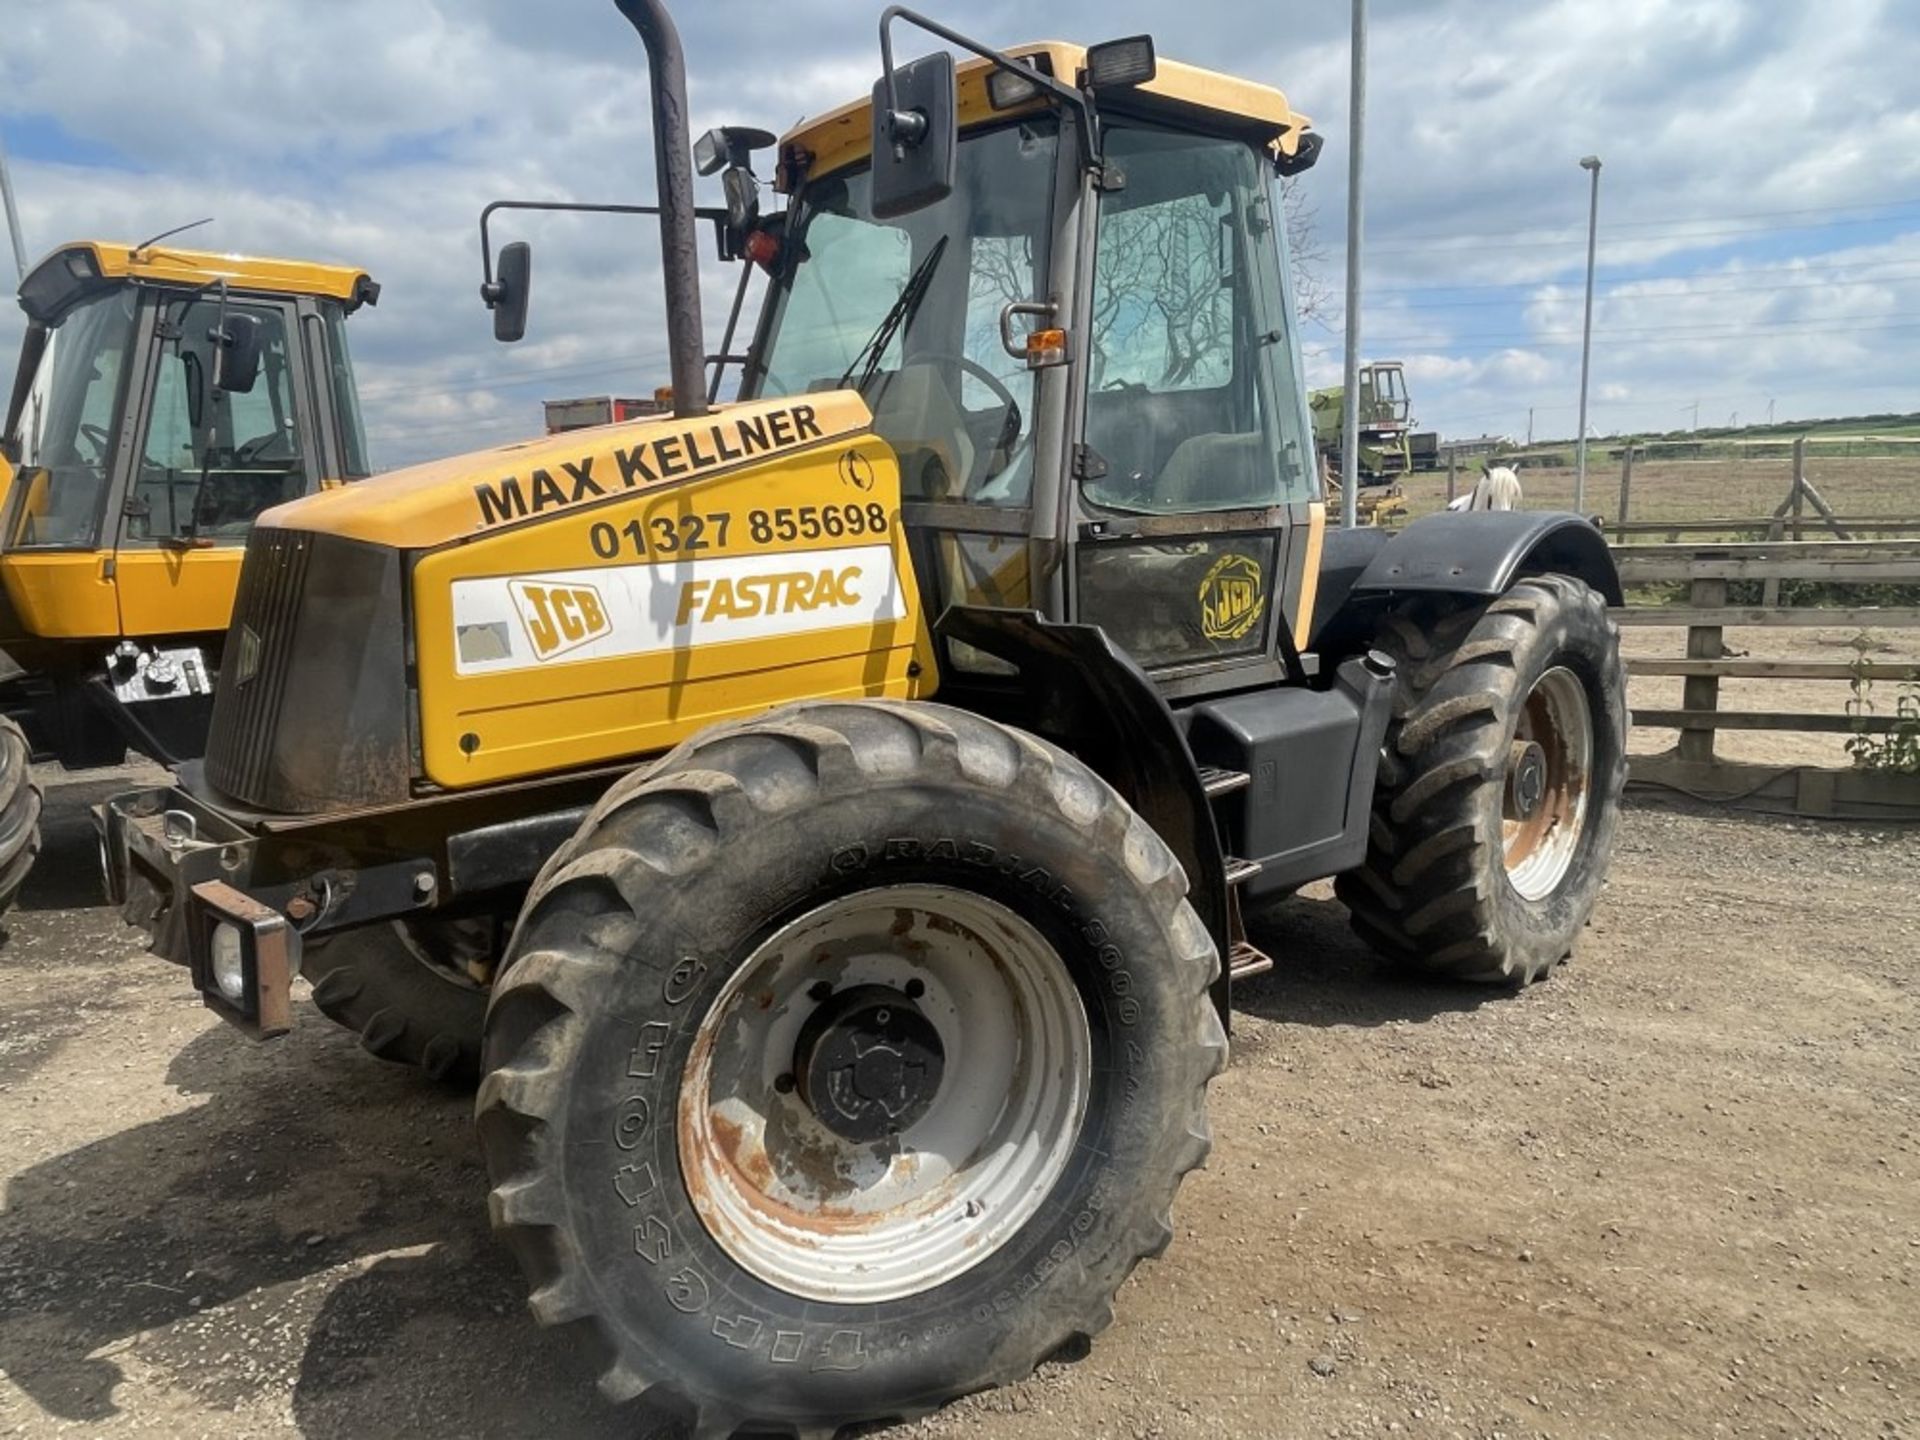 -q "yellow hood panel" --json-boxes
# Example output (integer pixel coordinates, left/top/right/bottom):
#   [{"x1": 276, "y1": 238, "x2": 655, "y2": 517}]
[{"x1": 257, "y1": 391, "x2": 875, "y2": 551}]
